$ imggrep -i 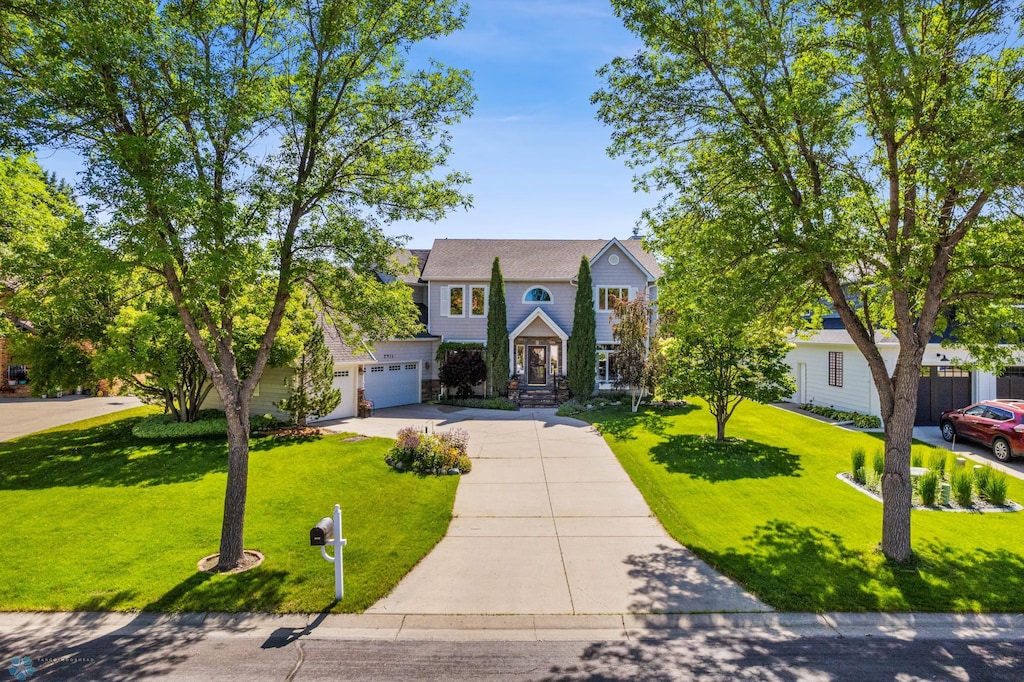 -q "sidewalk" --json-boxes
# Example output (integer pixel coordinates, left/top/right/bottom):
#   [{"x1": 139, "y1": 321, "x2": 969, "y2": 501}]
[{"x1": 325, "y1": 405, "x2": 769, "y2": 615}]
